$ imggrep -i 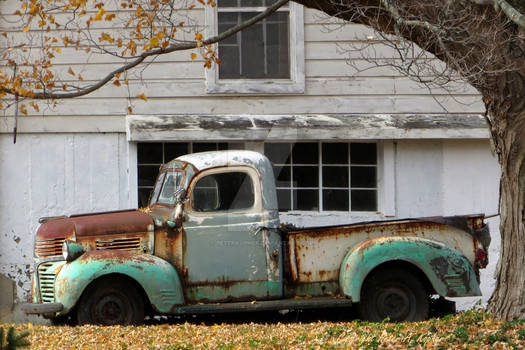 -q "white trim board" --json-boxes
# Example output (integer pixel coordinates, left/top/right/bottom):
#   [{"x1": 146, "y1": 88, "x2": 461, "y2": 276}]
[{"x1": 126, "y1": 114, "x2": 490, "y2": 141}]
